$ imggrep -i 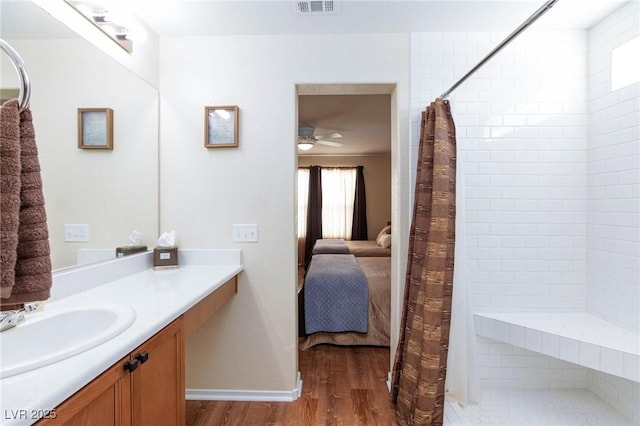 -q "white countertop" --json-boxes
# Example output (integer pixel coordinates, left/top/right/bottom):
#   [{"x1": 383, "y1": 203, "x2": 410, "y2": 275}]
[{"x1": 0, "y1": 250, "x2": 242, "y2": 425}]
